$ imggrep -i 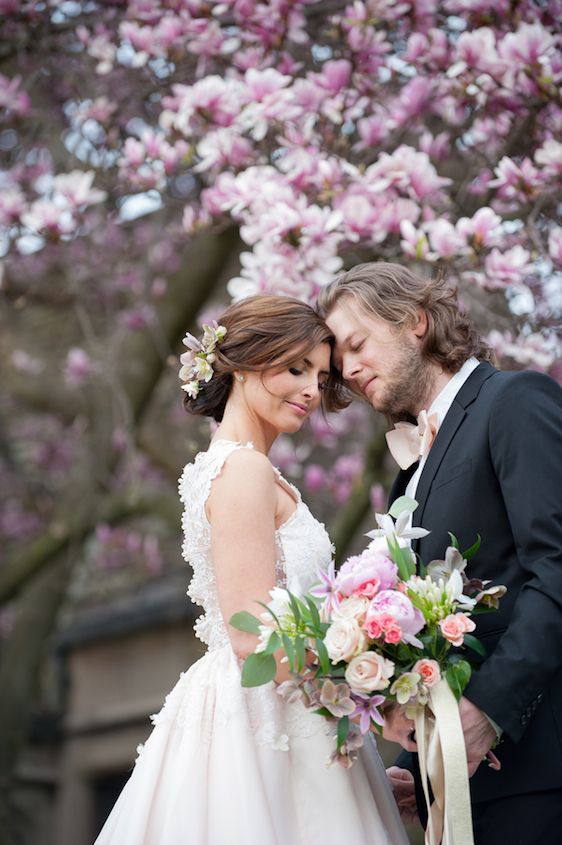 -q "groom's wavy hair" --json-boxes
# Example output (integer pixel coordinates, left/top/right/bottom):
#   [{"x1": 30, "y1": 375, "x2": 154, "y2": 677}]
[
  {"x1": 317, "y1": 262, "x2": 494, "y2": 372},
  {"x1": 183, "y1": 295, "x2": 350, "y2": 422}
]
